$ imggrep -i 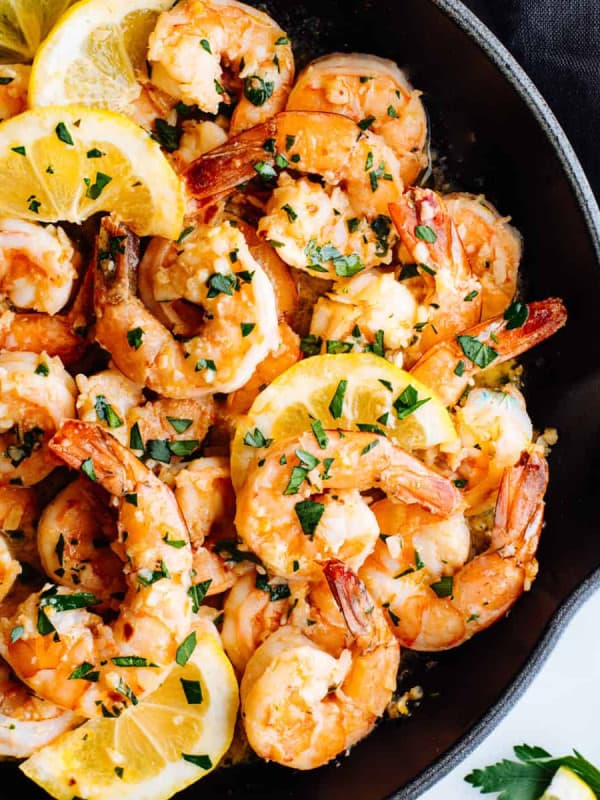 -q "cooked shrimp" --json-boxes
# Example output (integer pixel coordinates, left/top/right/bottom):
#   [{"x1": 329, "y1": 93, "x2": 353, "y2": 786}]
[
  {"x1": 0, "y1": 659, "x2": 81, "y2": 758},
  {"x1": 389, "y1": 187, "x2": 481, "y2": 366},
  {"x1": 0, "y1": 65, "x2": 30, "y2": 122},
  {"x1": 76, "y1": 368, "x2": 144, "y2": 448},
  {"x1": 171, "y1": 120, "x2": 229, "y2": 171},
  {"x1": 361, "y1": 450, "x2": 548, "y2": 650},
  {"x1": 0, "y1": 351, "x2": 76, "y2": 486},
  {"x1": 0, "y1": 487, "x2": 41, "y2": 571},
  {"x1": 452, "y1": 386, "x2": 533, "y2": 515},
  {"x1": 241, "y1": 560, "x2": 400, "y2": 770},
  {"x1": 308, "y1": 267, "x2": 420, "y2": 361},
  {"x1": 410, "y1": 297, "x2": 568, "y2": 407},
  {"x1": 173, "y1": 456, "x2": 245, "y2": 595},
  {"x1": 222, "y1": 570, "x2": 291, "y2": 674},
  {"x1": 0, "y1": 538, "x2": 20, "y2": 604},
  {"x1": 0, "y1": 259, "x2": 93, "y2": 365},
  {"x1": 95, "y1": 217, "x2": 279, "y2": 398},
  {"x1": 37, "y1": 478, "x2": 124, "y2": 604},
  {"x1": 287, "y1": 53, "x2": 428, "y2": 184},
  {"x1": 1, "y1": 421, "x2": 192, "y2": 717},
  {"x1": 0, "y1": 218, "x2": 80, "y2": 315},
  {"x1": 186, "y1": 111, "x2": 402, "y2": 276},
  {"x1": 235, "y1": 429, "x2": 461, "y2": 579},
  {"x1": 148, "y1": 0, "x2": 294, "y2": 134},
  {"x1": 128, "y1": 397, "x2": 215, "y2": 459},
  {"x1": 445, "y1": 193, "x2": 522, "y2": 319},
  {"x1": 366, "y1": 499, "x2": 471, "y2": 580}
]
